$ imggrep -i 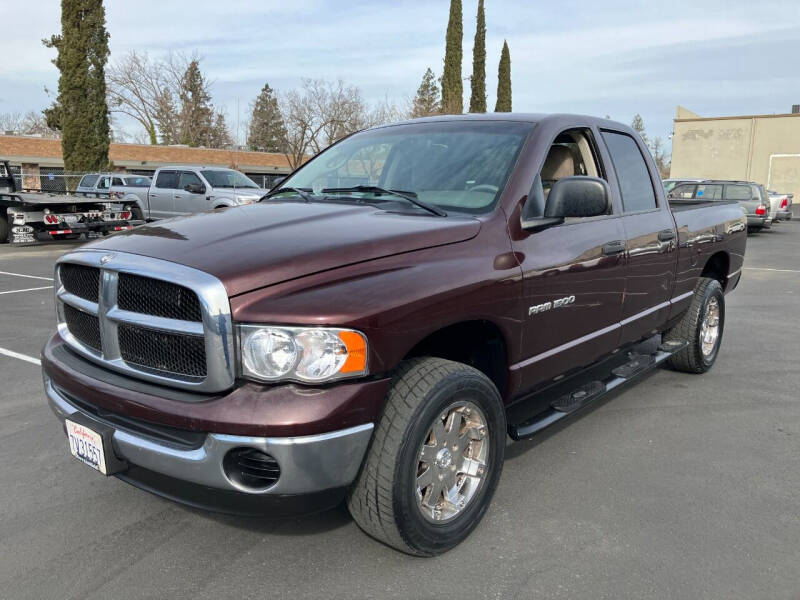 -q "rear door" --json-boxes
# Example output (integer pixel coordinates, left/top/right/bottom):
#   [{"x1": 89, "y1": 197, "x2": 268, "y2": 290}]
[
  {"x1": 599, "y1": 129, "x2": 678, "y2": 346},
  {"x1": 173, "y1": 171, "x2": 207, "y2": 215},
  {"x1": 149, "y1": 170, "x2": 178, "y2": 218}
]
